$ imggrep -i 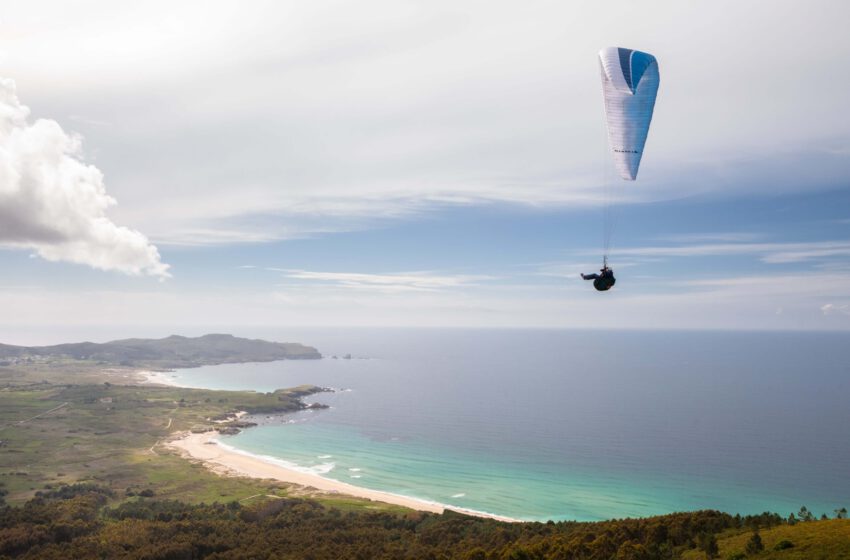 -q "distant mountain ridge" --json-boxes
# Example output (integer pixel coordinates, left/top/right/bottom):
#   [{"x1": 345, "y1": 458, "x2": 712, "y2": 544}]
[{"x1": 0, "y1": 333, "x2": 321, "y2": 368}]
